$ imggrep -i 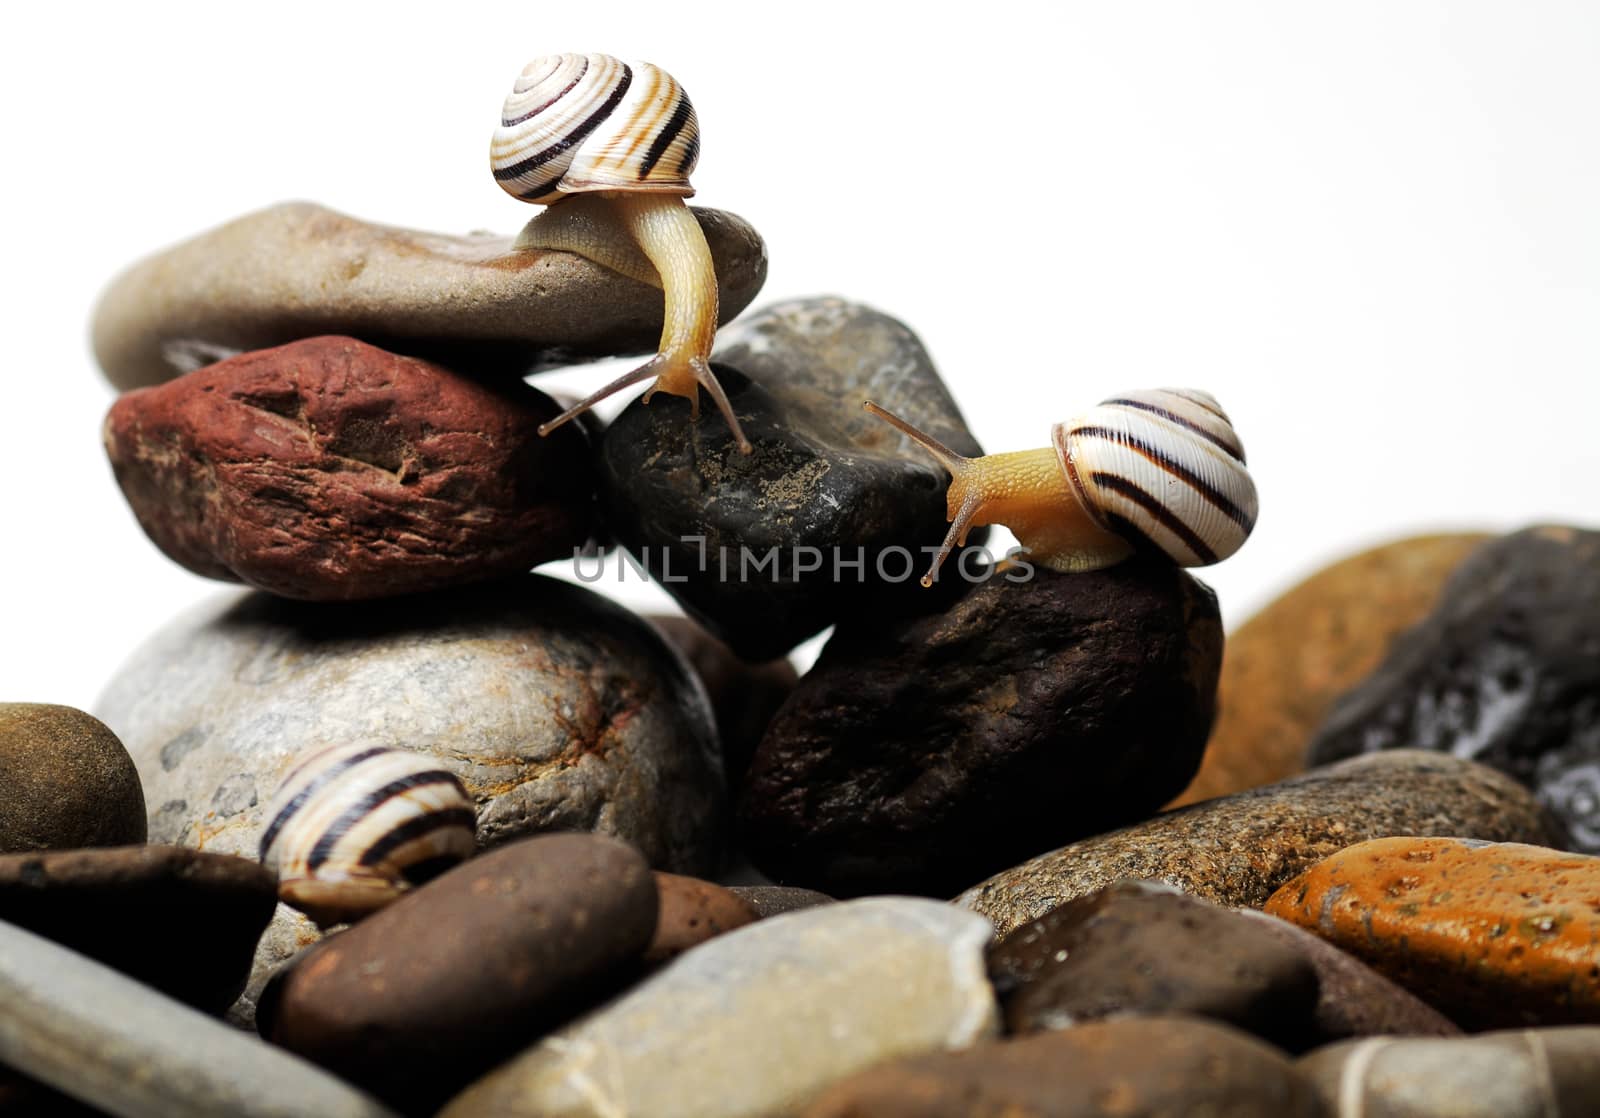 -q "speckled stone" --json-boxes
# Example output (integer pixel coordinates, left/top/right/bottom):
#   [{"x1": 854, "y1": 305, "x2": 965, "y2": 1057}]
[
  {"x1": 957, "y1": 751, "x2": 1560, "y2": 938},
  {"x1": 1232, "y1": 909, "x2": 1461, "y2": 1041},
  {"x1": 91, "y1": 201, "x2": 768, "y2": 391},
  {"x1": 646, "y1": 873, "x2": 759, "y2": 963},
  {"x1": 596, "y1": 297, "x2": 988, "y2": 660},
  {"x1": 800, "y1": 1016, "x2": 1326, "y2": 1118},
  {"x1": 989, "y1": 881, "x2": 1319, "y2": 1047},
  {"x1": 0, "y1": 919, "x2": 398, "y2": 1118},
  {"x1": 0, "y1": 845, "x2": 276, "y2": 1015},
  {"x1": 1174, "y1": 534, "x2": 1489, "y2": 806},
  {"x1": 264, "y1": 835, "x2": 657, "y2": 1116},
  {"x1": 1299, "y1": 1029, "x2": 1600, "y2": 1117},
  {"x1": 0, "y1": 705, "x2": 146, "y2": 854},
  {"x1": 438, "y1": 898, "x2": 999, "y2": 1118},
  {"x1": 740, "y1": 563, "x2": 1222, "y2": 897},
  {"x1": 1265, "y1": 837, "x2": 1600, "y2": 1029},
  {"x1": 95, "y1": 576, "x2": 721, "y2": 1026},
  {"x1": 726, "y1": 885, "x2": 836, "y2": 919},
  {"x1": 1308, "y1": 526, "x2": 1600, "y2": 851}
]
